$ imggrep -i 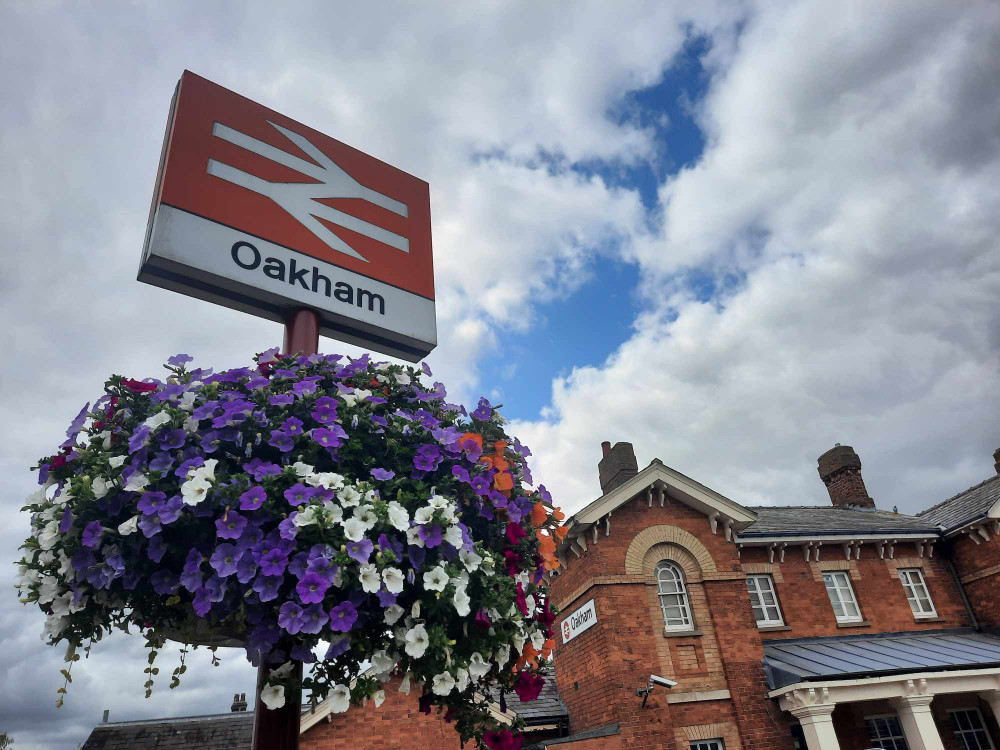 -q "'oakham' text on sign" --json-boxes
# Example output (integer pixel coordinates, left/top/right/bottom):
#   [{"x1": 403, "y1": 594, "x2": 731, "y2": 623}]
[
  {"x1": 561, "y1": 599, "x2": 598, "y2": 644},
  {"x1": 138, "y1": 71, "x2": 436, "y2": 361}
]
